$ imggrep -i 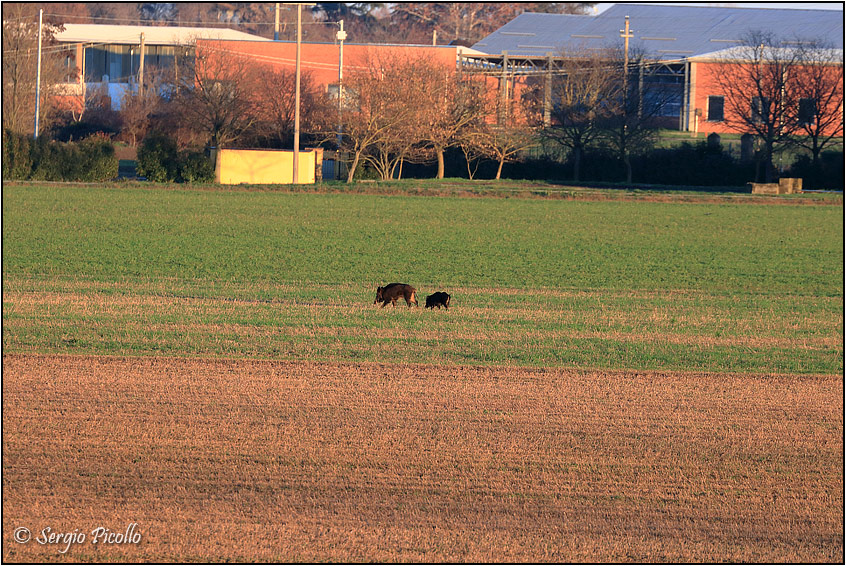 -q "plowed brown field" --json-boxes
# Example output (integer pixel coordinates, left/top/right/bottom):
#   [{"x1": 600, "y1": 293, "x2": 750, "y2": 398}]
[{"x1": 3, "y1": 354, "x2": 842, "y2": 563}]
